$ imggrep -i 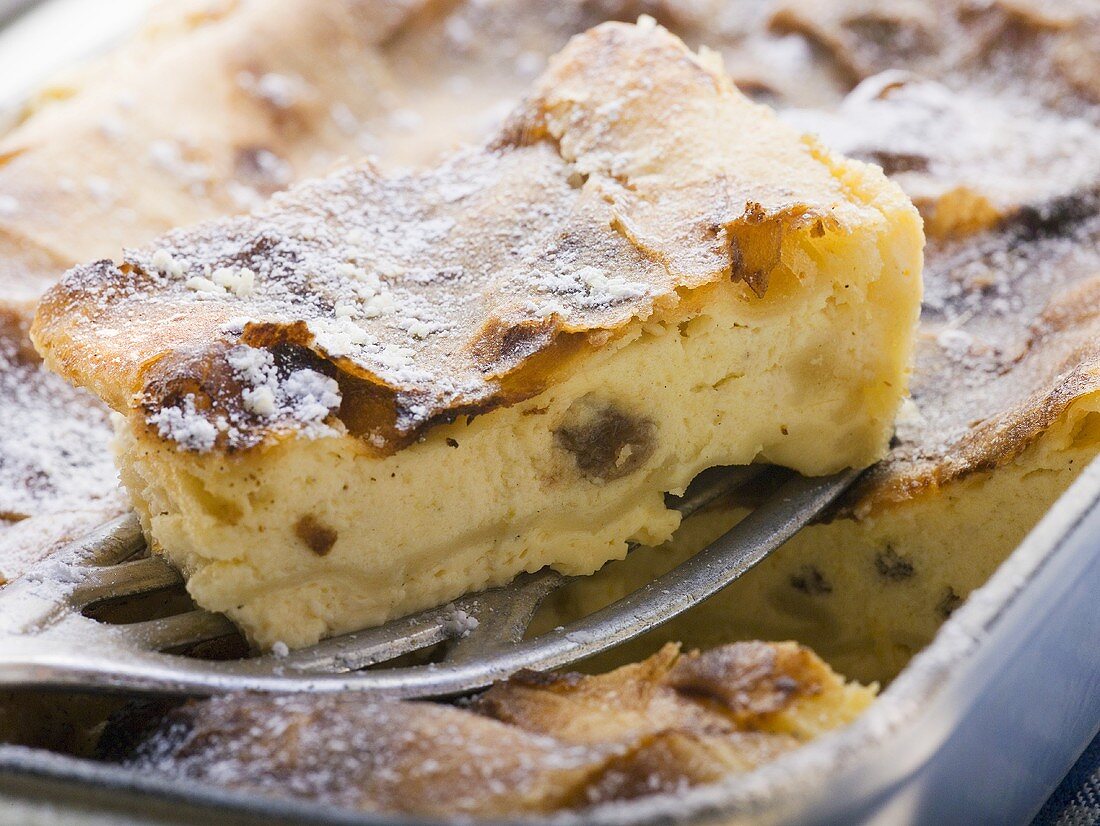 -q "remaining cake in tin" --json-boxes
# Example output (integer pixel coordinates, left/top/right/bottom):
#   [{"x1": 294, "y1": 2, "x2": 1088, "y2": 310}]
[
  {"x1": 33, "y1": 21, "x2": 922, "y2": 649},
  {"x1": 120, "y1": 641, "x2": 874, "y2": 817}
]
